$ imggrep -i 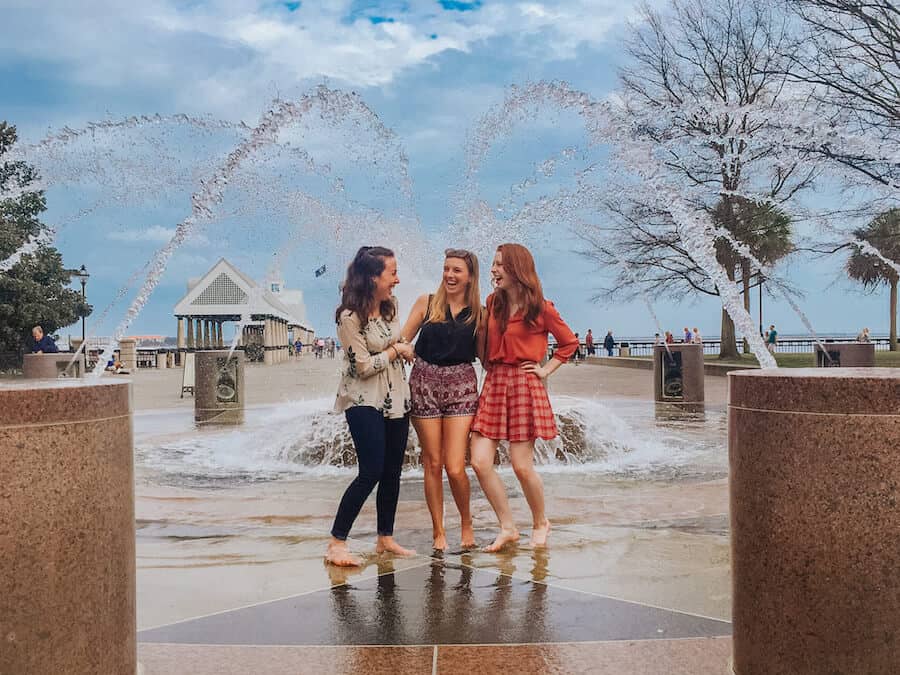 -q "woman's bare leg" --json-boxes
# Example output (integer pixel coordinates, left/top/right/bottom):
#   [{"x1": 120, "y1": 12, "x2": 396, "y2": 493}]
[
  {"x1": 509, "y1": 441, "x2": 550, "y2": 547},
  {"x1": 412, "y1": 416, "x2": 447, "y2": 550},
  {"x1": 442, "y1": 415, "x2": 476, "y2": 548},
  {"x1": 470, "y1": 432, "x2": 519, "y2": 552}
]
